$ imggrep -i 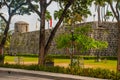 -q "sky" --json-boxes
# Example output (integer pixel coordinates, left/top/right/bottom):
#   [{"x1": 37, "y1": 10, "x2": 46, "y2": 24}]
[
  {"x1": 0, "y1": 1, "x2": 115, "y2": 32},
  {"x1": 10, "y1": 2, "x2": 59, "y2": 31}
]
